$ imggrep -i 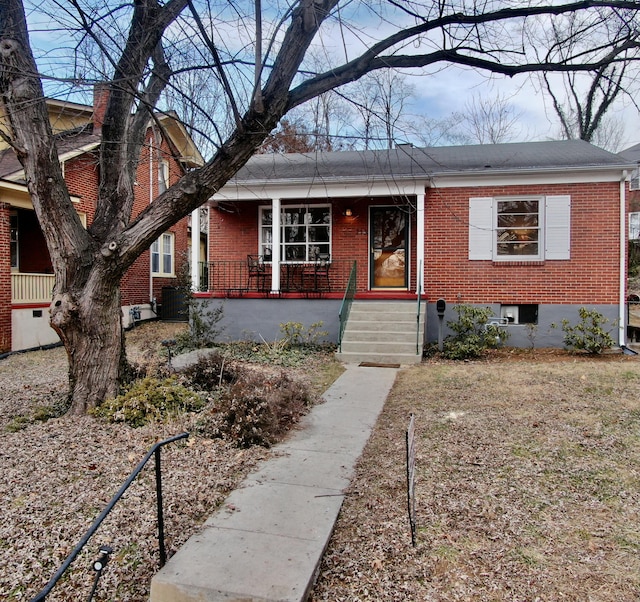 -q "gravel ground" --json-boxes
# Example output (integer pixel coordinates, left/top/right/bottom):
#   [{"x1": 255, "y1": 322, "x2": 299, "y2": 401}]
[{"x1": 0, "y1": 323, "x2": 275, "y2": 601}]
